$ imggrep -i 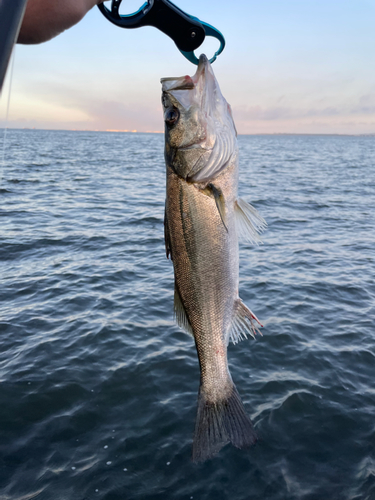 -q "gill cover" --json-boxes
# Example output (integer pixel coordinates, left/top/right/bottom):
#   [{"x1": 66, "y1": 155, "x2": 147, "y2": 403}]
[{"x1": 161, "y1": 54, "x2": 237, "y2": 183}]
